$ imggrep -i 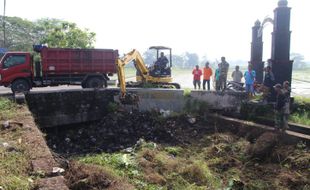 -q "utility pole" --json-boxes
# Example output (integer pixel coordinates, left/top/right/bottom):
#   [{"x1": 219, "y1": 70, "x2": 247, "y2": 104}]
[{"x1": 3, "y1": 0, "x2": 6, "y2": 47}]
